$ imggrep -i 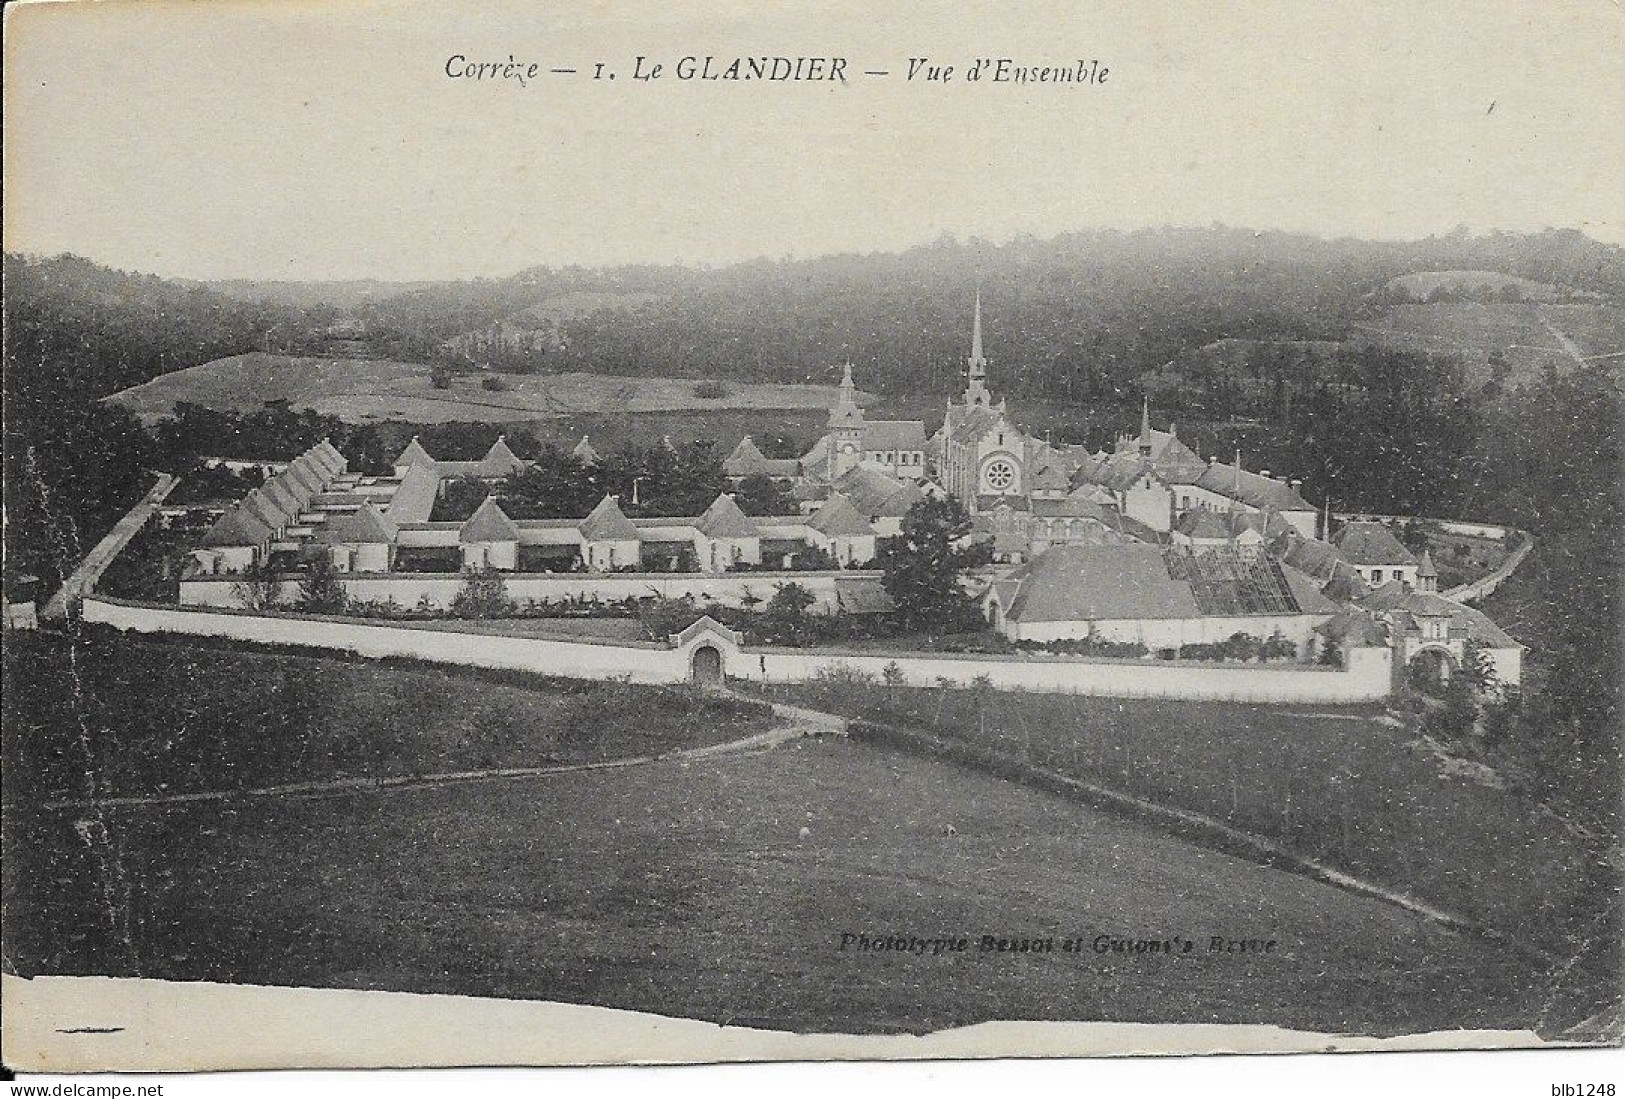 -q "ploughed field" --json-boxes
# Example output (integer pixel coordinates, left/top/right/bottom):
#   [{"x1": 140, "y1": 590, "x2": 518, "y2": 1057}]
[{"x1": 3, "y1": 633, "x2": 1568, "y2": 1035}]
